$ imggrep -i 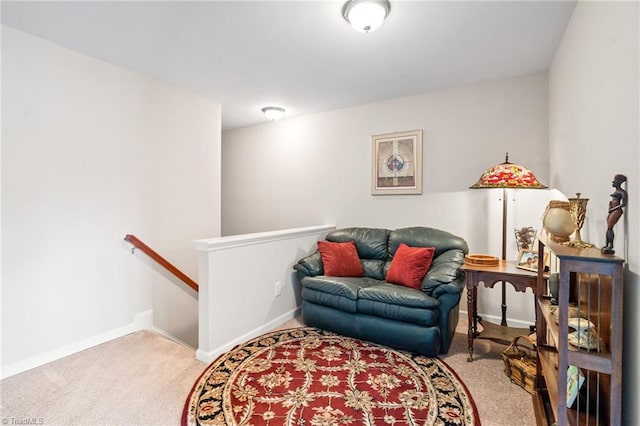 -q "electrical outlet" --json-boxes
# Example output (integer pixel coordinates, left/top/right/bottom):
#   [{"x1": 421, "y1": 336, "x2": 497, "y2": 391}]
[{"x1": 274, "y1": 281, "x2": 282, "y2": 297}]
